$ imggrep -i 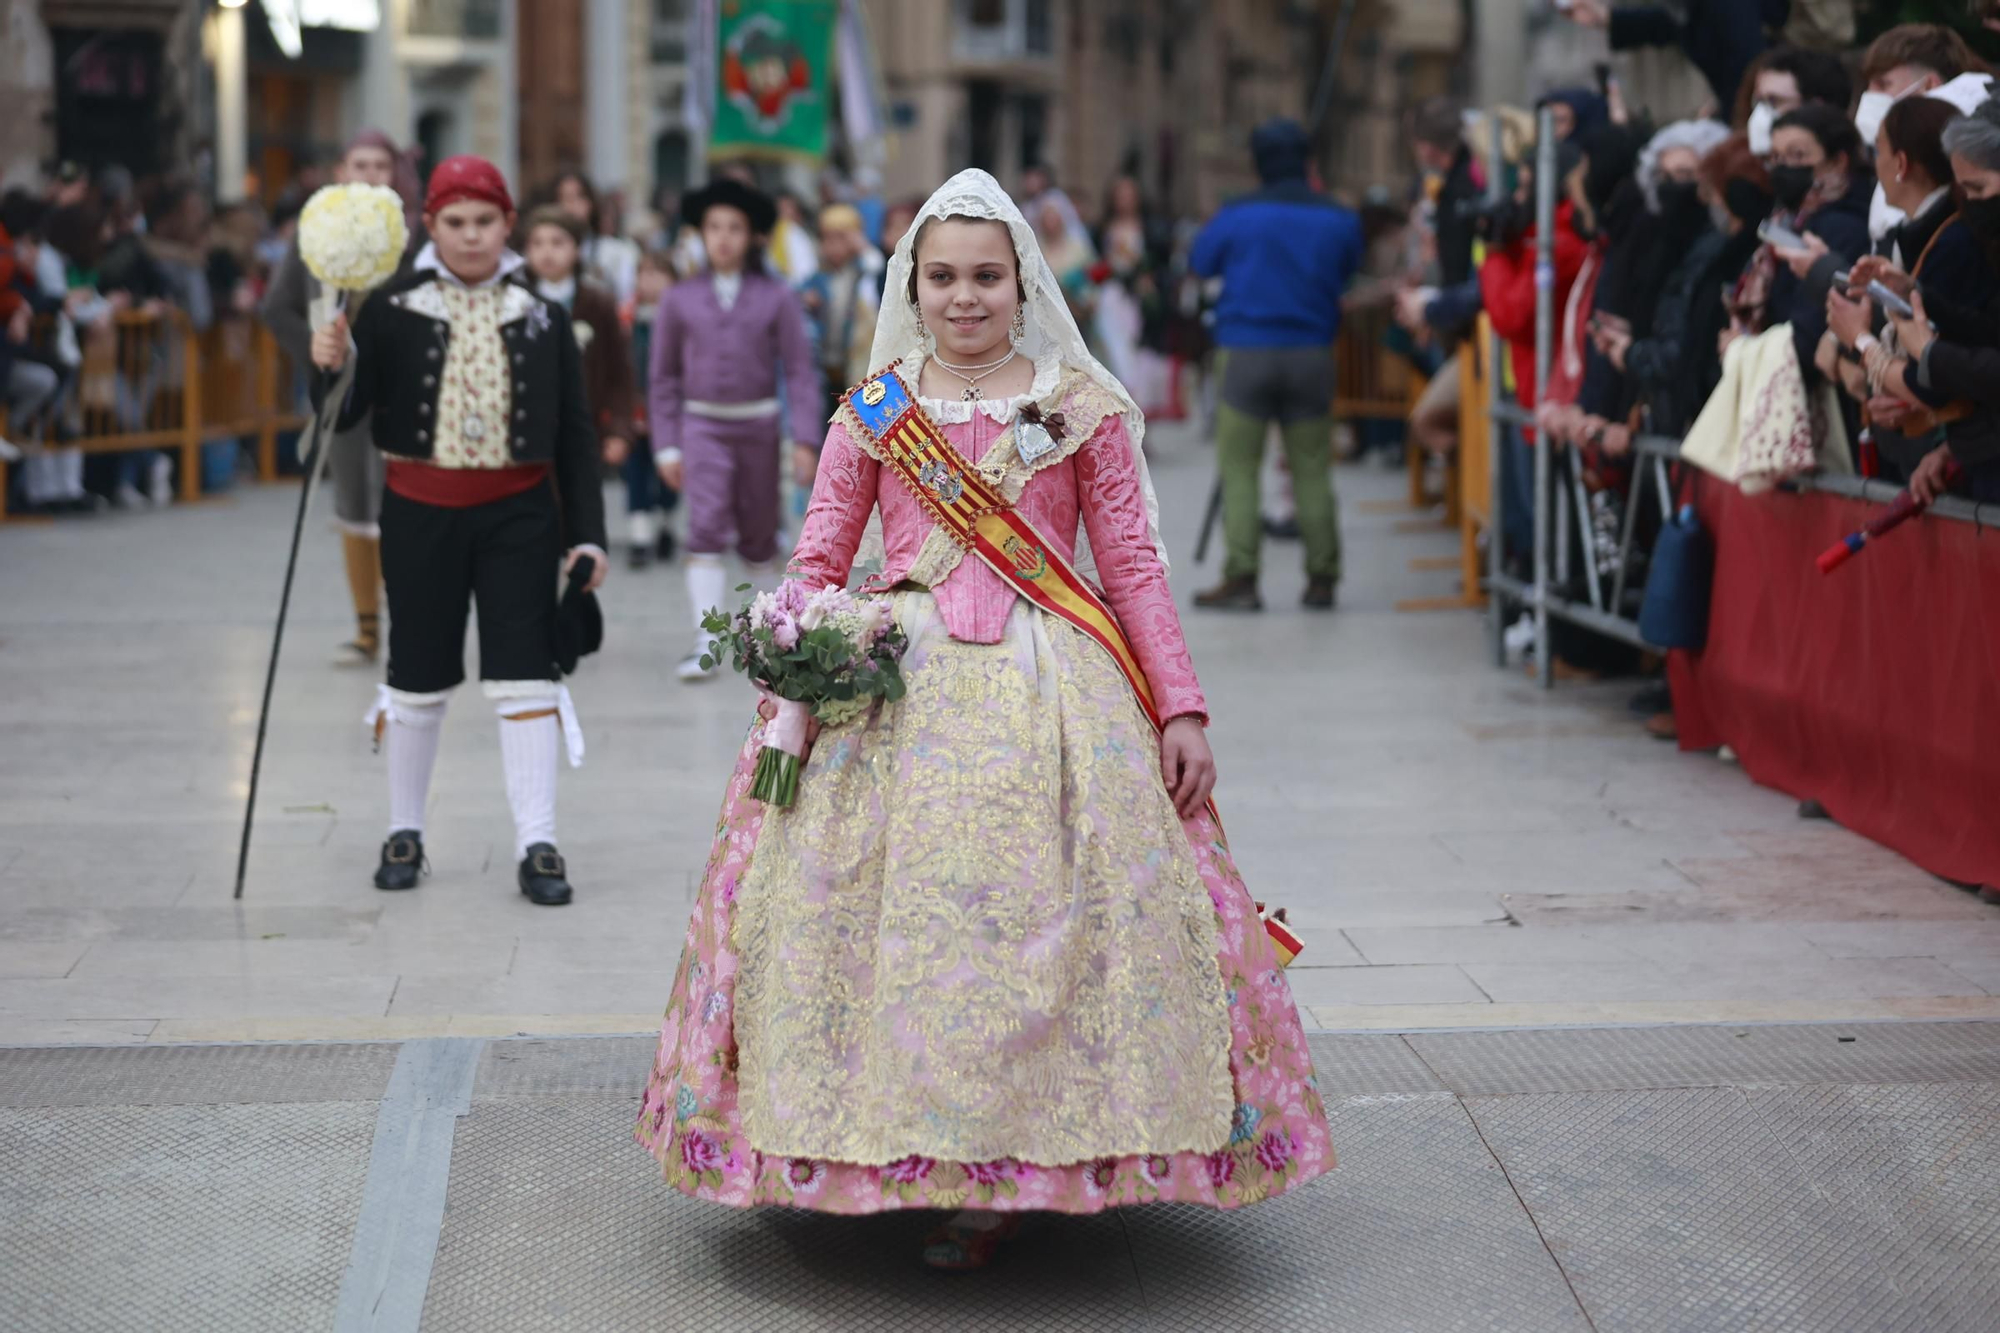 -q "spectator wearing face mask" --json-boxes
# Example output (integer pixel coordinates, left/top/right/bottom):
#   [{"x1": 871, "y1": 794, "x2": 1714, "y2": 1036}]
[
  {"x1": 1822, "y1": 97, "x2": 1999, "y2": 486},
  {"x1": 1572, "y1": 120, "x2": 1735, "y2": 453},
  {"x1": 1852, "y1": 25, "x2": 1994, "y2": 246},
  {"x1": 1624, "y1": 136, "x2": 1773, "y2": 438},
  {"x1": 1731, "y1": 104, "x2": 1873, "y2": 391},
  {"x1": 1733, "y1": 45, "x2": 1853, "y2": 157},
  {"x1": 1829, "y1": 100, "x2": 2000, "y2": 505}
]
